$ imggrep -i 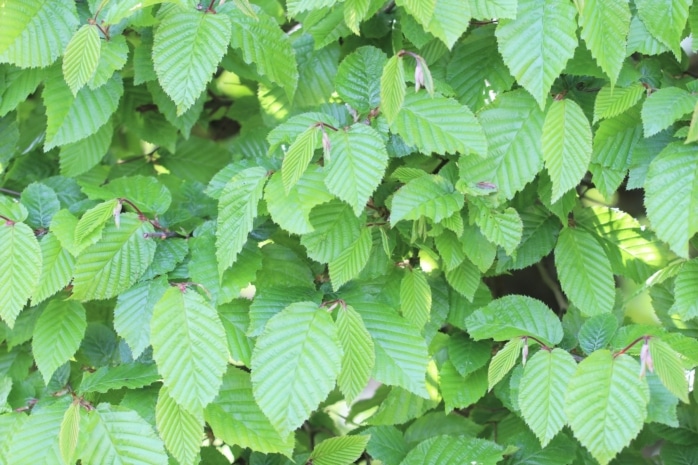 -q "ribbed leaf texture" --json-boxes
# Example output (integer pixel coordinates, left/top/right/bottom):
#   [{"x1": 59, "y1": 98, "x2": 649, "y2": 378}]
[
  {"x1": 592, "y1": 107, "x2": 643, "y2": 171},
  {"x1": 471, "y1": 0, "x2": 517, "y2": 19},
  {"x1": 251, "y1": 302, "x2": 342, "y2": 436},
  {"x1": 344, "y1": 0, "x2": 374, "y2": 34},
  {"x1": 399, "y1": 435, "x2": 504, "y2": 465},
  {"x1": 593, "y1": 84, "x2": 645, "y2": 123},
  {"x1": 578, "y1": 314, "x2": 618, "y2": 355},
  {"x1": 155, "y1": 386, "x2": 203, "y2": 465},
  {"x1": 153, "y1": 4, "x2": 231, "y2": 114},
  {"x1": 420, "y1": 0, "x2": 471, "y2": 49},
  {"x1": 466, "y1": 295, "x2": 563, "y2": 346},
  {"x1": 59, "y1": 402, "x2": 81, "y2": 465},
  {"x1": 471, "y1": 203, "x2": 522, "y2": 255},
  {"x1": 281, "y1": 126, "x2": 320, "y2": 193},
  {"x1": 337, "y1": 305, "x2": 375, "y2": 403},
  {"x1": 671, "y1": 259, "x2": 698, "y2": 320},
  {"x1": 519, "y1": 349, "x2": 577, "y2": 447},
  {"x1": 555, "y1": 227, "x2": 616, "y2": 316},
  {"x1": 79, "y1": 363, "x2": 159, "y2": 394},
  {"x1": 565, "y1": 351, "x2": 649, "y2": 465},
  {"x1": 71, "y1": 213, "x2": 156, "y2": 301},
  {"x1": 390, "y1": 175, "x2": 464, "y2": 225},
  {"x1": 649, "y1": 338, "x2": 689, "y2": 403},
  {"x1": 380, "y1": 55, "x2": 406, "y2": 124},
  {"x1": 495, "y1": 0, "x2": 577, "y2": 108},
  {"x1": 74, "y1": 199, "x2": 119, "y2": 250},
  {"x1": 31, "y1": 233, "x2": 73, "y2": 305},
  {"x1": 542, "y1": 99, "x2": 592, "y2": 202},
  {"x1": 635, "y1": 0, "x2": 691, "y2": 56},
  {"x1": 444, "y1": 258, "x2": 481, "y2": 301},
  {"x1": 440, "y1": 363, "x2": 488, "y2": 412},
  {"x1": 641, "y1": 87, "x2": 697, "y2": 137},
  {"x1": 8, "y1": 398, "x2": 70, "y2": 464},
  {"x1": 329, "y1": 227, "x2": 372, "y2": 290},
  {"x1": 400, "y1": 268, "x2": 432, "y2": 330},
  {"x1": 336, "y1": 46, "x2": 386, "y2": 113},
  {"x1": 0, "y1": 221, "x2": 41, "y2": 327},
  {"x1": 62, "y1": 25, "x2": 101, "y2": 96},
  {"x1": 59, "y1": 121, "x2": 112, "y2": 177},
  {"x1": 309, "y1": 435, "x2": 370, "y2": 465},
  {"x1": 487, "y1": 338, "x2": 523, "y2": 390},
  {"x1": 325, "y1": 124, "x2": 388, "y2": 216},
  {"x1": 392, "y1": 92, "x2": 487, "y2": 156},
  {"x1": 300, "y1": 200, "x2": 362, "y2": 263},
  {"x1": 644, "y1": 142, "x2": 698, "y2": 258},
  {"x1": 578, "y1": 0, "x2": 631, "y2": 86},
  {"x1": 33, "y1": 299, "x2": 86, "y2": 384},
  {"x1": 205, "y1": 367, "x2": 294, "y2": 456},
  {"x1": 496, "y1": 205, "x2": 559, "y2": 273}
]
